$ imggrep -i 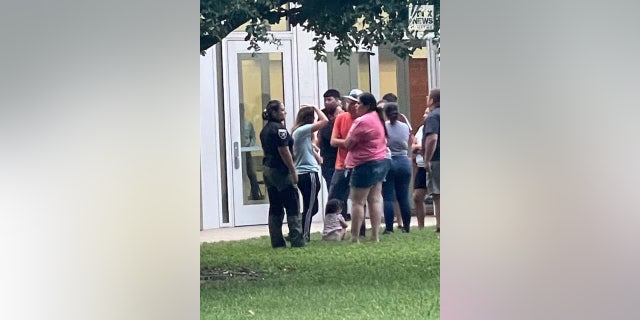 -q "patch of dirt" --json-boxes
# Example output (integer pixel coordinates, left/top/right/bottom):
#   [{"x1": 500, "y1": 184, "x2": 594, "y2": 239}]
[{"x1": 200, "y1": 267, "x2": 264, "y2": 284}]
